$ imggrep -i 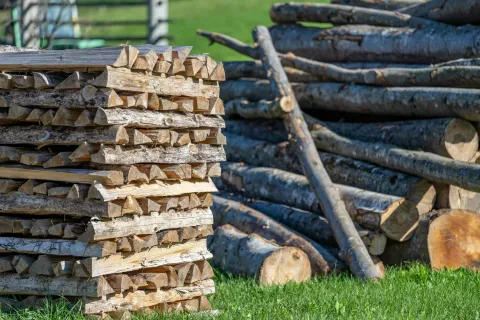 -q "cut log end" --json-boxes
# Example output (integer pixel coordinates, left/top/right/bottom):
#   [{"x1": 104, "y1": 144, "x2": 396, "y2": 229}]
[
  {"x1": 380, "y1": 199, "x2": 419, "y2": 242},
  {"x1": 444, "y1": 119, "x2": 478, "y2": 162},
  {"x1": 428, "y1": 210, "x2": 480, "y2": 270}
]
